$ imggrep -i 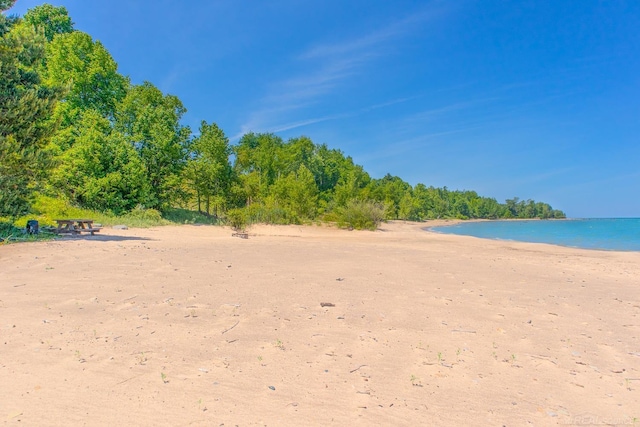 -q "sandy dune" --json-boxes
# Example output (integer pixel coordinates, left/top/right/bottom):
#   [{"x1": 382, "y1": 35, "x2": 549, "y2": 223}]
[{"x1": 1, "y1": 221, "x2": 638, "y2": 425}]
